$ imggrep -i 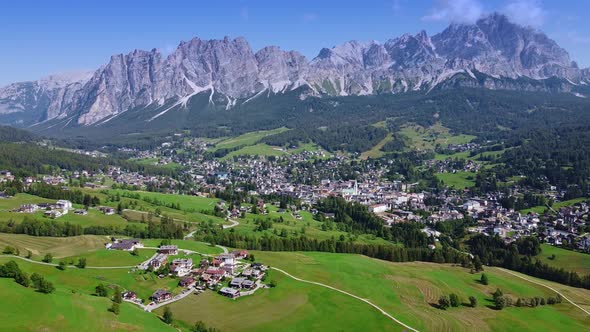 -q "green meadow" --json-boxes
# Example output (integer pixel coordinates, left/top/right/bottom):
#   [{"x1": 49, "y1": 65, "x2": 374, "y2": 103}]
[
  {"x1": 436, "y1": 171, "x2": 477, "y2": 189},
  {"x1": 0, "y1": 278, "x2": 174, "y2": 332},
  {"x1": 1, "y1": 241, "x2": 590, "y2": 331},
  {"x1": 538, "y1": 244, "x2": 590, "y2": 275},
  {"x1": 212, "y1": 127, "x2": 289, "y2": 151},
  {"x1": 520, "y1": 197, "x2": 588, "y2": 215},
  {"x1": 157, "y1": 271, "x2": 399, "y2": 332},
  {"x1": 250, "y1": 251, "x2": 590, "y2": 332}
]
